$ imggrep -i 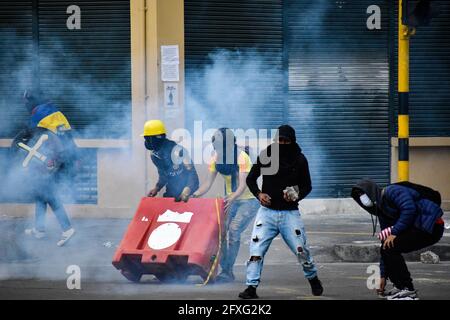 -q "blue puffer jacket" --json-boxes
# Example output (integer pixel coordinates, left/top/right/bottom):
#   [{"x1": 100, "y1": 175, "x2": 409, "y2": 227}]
[{"x1": 381, "y1": 185, "x2": 443, "y2": 235}]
